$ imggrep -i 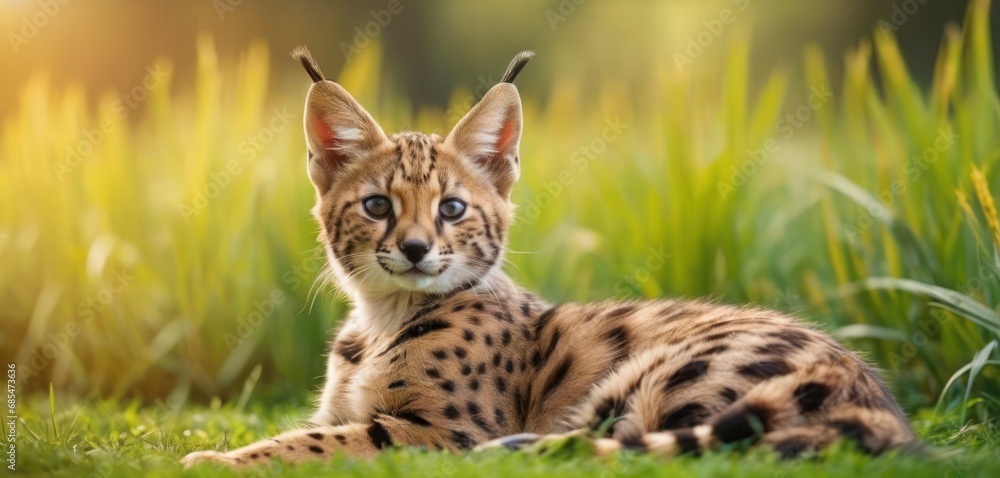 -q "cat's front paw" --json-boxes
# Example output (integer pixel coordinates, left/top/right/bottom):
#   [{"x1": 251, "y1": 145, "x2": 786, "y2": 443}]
[{"x1": 180, "y1": 450, "x2": 241, "y2": 468}]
